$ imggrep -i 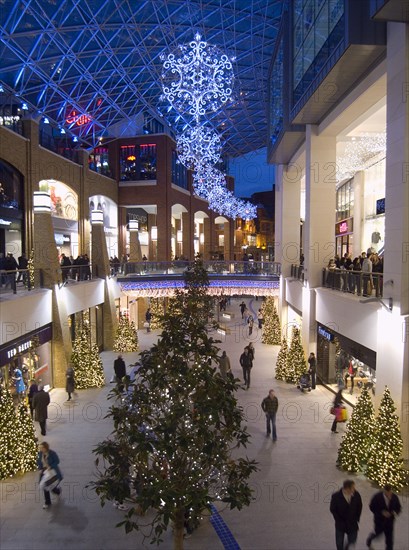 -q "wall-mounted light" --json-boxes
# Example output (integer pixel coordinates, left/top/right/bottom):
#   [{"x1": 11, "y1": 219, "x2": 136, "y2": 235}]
[
  {"x1": 139, "y1": 231, "x2": 149, "y2": 246},
  {"x1": 33, "y1": 191, "x2": 51, "y2": 213},
  {"x1": 177, "y1": 230, "x2": 183, "y2": 243},
  {"x1": 151, "y1": 226, "x2": 158, "y2": 241},
  {"x1": 199, "y1": 233, "x2": 205, "y2": 245},
  {"x1": 91, "y1": 210, "x2": 104, "y2": 225},
  {"x1": 129, "y1": 219, "x2": 139, "y2": 232}
]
